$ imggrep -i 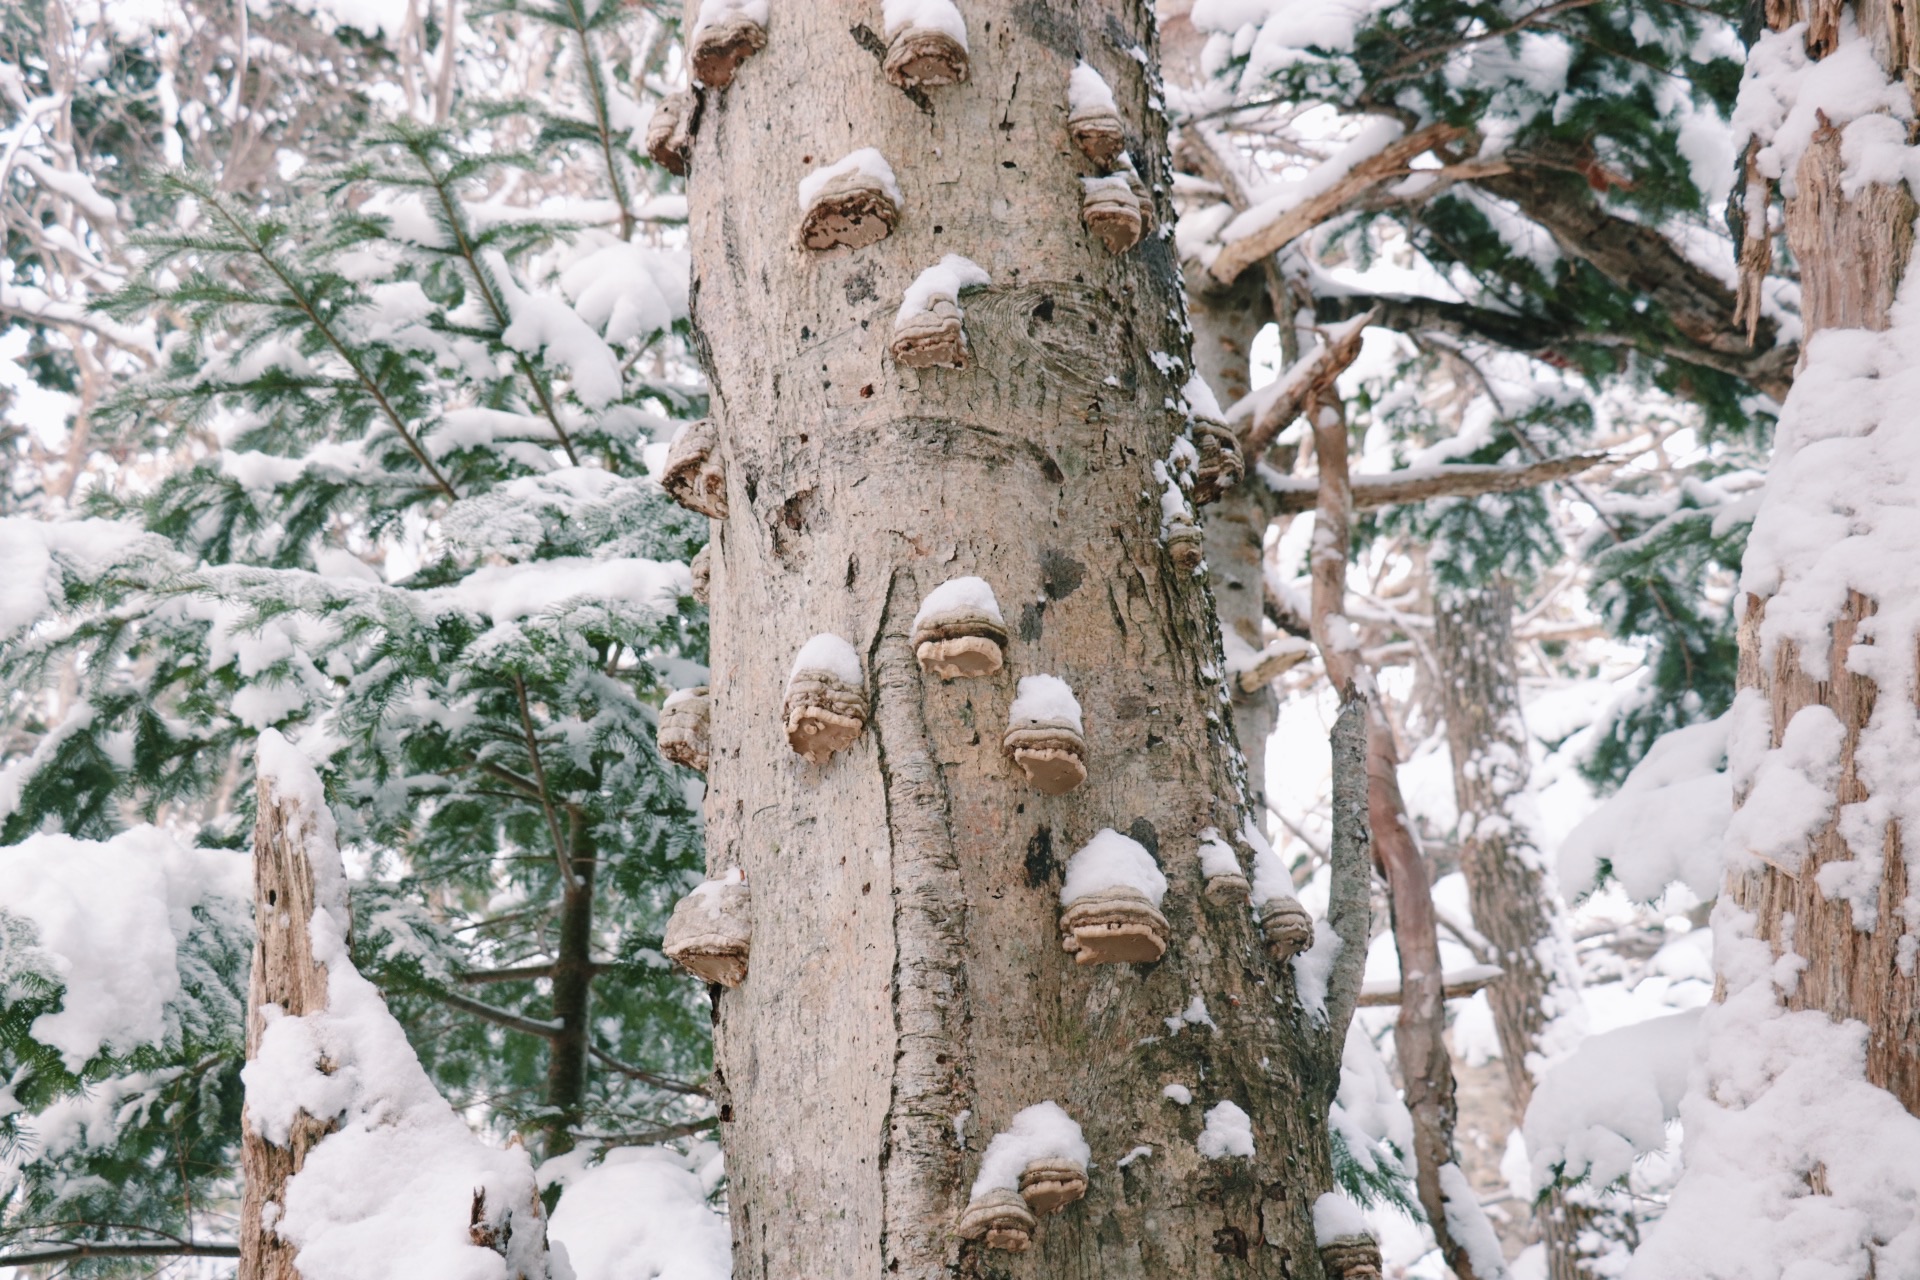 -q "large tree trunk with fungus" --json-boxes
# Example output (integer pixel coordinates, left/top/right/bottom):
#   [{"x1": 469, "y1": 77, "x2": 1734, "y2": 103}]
[
  {"x1": 682, "y1": 4, "x2": 1361, "y2": 1276},
  {"x1": 1307, "y1": 403, "x2": 1502, "y2": 1280},
  {"x1": 1723, "y1": 0, "x2": 1920, "y2": 1119},
  {"x1": 1435, "y1": 584, "x2": 1598, "y2": 1279}
]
